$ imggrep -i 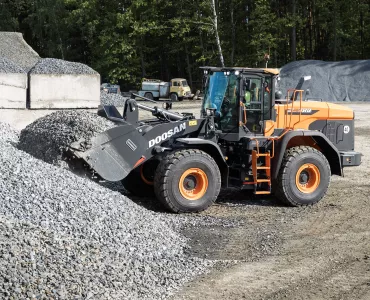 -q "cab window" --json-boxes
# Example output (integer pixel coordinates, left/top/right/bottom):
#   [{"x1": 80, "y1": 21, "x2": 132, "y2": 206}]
[{"x1": 173, "y1": 81, "x2": 180, "y2": 87}]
